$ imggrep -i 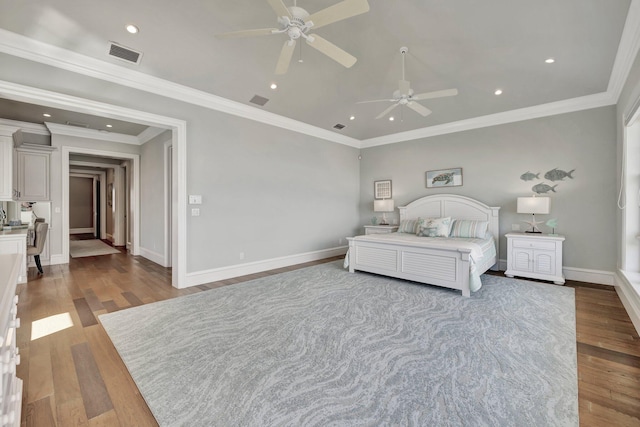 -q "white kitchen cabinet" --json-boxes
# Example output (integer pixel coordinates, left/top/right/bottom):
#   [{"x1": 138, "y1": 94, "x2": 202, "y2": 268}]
[
  {"x1": 0, "y1": 126, "x2": 18, "y2": 201},
  {"x1": 505, "y1": 232, "x2": 565, "y2": 284},
  {"x1": 13, "y1": 145, "x2": 54, "y2": 202}
]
